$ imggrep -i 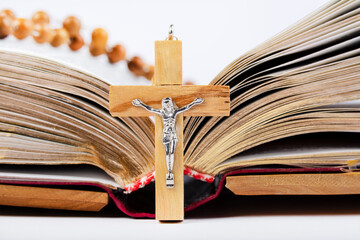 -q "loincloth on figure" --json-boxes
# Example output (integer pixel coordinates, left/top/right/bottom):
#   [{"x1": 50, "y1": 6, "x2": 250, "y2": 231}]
[{"x1": 162, "y1": 131, "x2": 178, "y2": 143}]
